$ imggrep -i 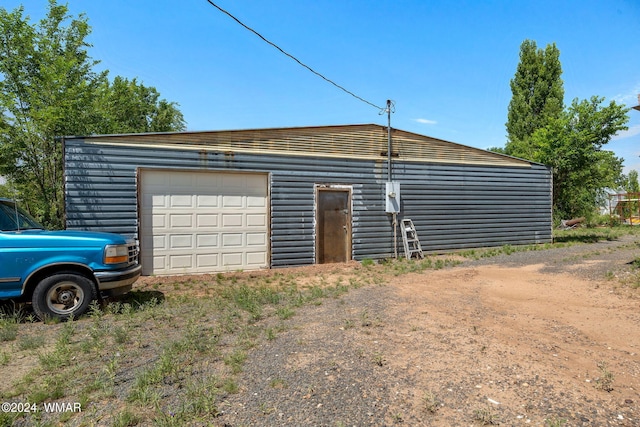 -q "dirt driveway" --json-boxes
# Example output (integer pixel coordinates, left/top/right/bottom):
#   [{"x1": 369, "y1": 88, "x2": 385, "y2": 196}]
[{"x1": 218, "y1": 237, "x2": 640, "y2": 426}]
